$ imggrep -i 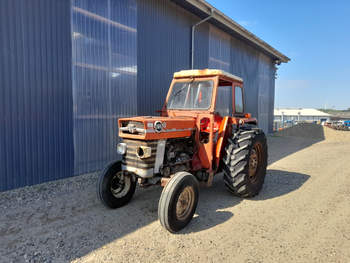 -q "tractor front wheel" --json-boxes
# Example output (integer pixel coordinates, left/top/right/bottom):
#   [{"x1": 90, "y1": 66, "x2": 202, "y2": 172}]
[
  {"x1": 97, "y1": 161, "x2": 137, "y2": 209},
  {"x1": 158, "y1": 172, "x2": 199, "y2": 233},
  {"x1": 222, "y1": 127, "x2": 268, "y2": 197}
]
